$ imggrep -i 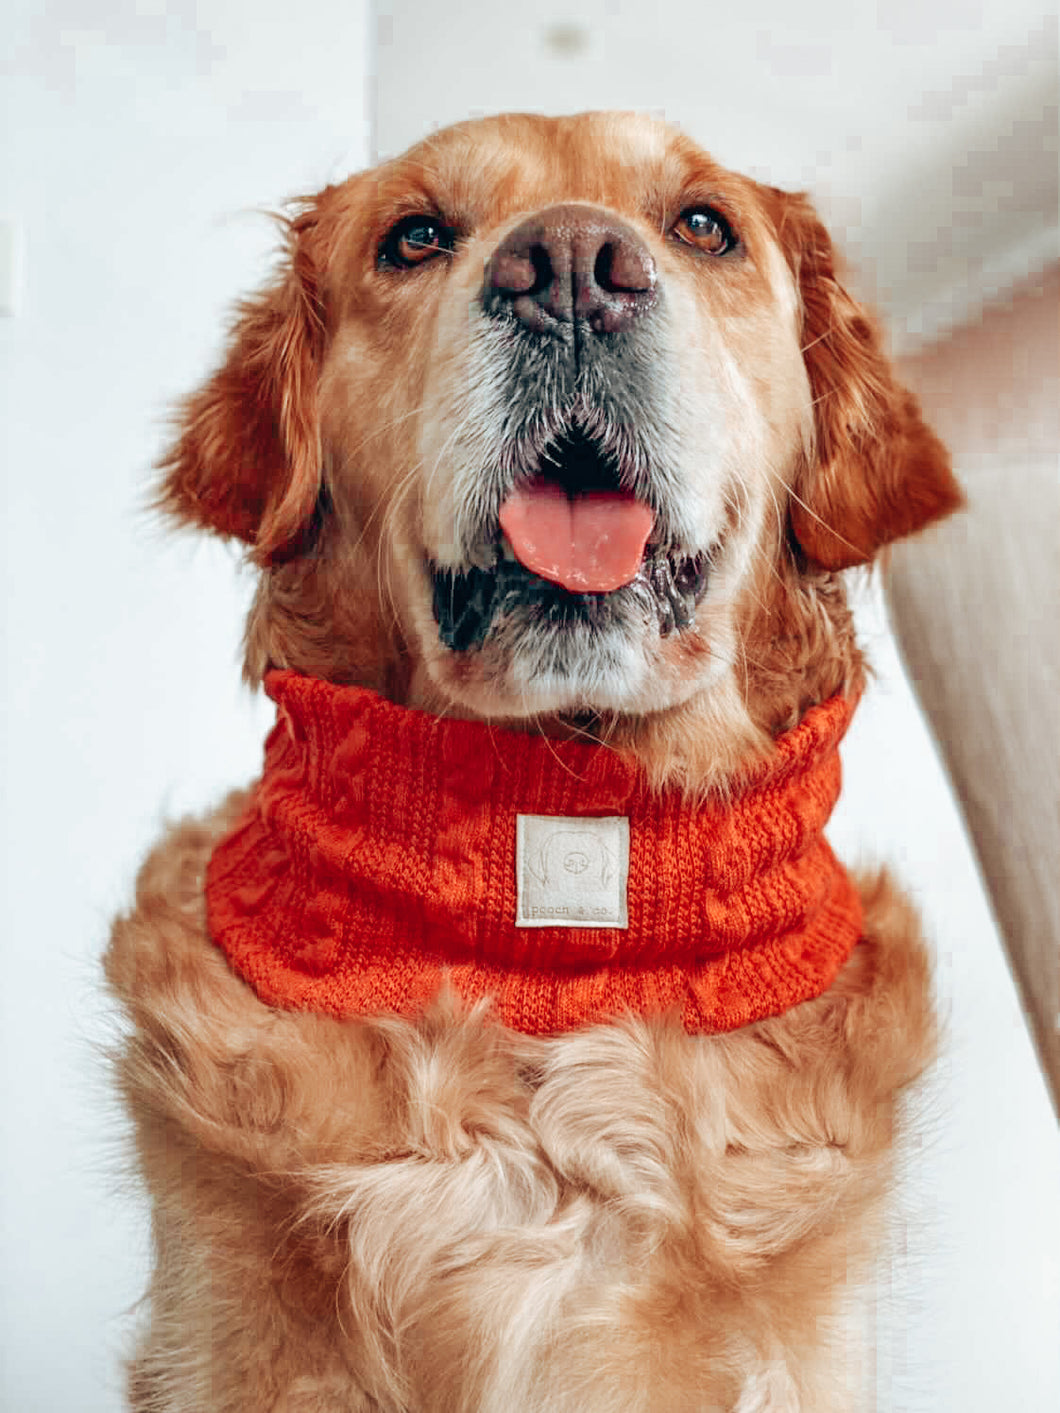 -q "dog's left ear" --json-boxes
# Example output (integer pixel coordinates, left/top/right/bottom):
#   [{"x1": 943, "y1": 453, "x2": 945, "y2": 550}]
[
  {"x1": 157, "y1": 198, "x2": 332, "y2": 565},
  {"x1": 769, "y1": 190, "x2": 963, "y2": 570}
]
